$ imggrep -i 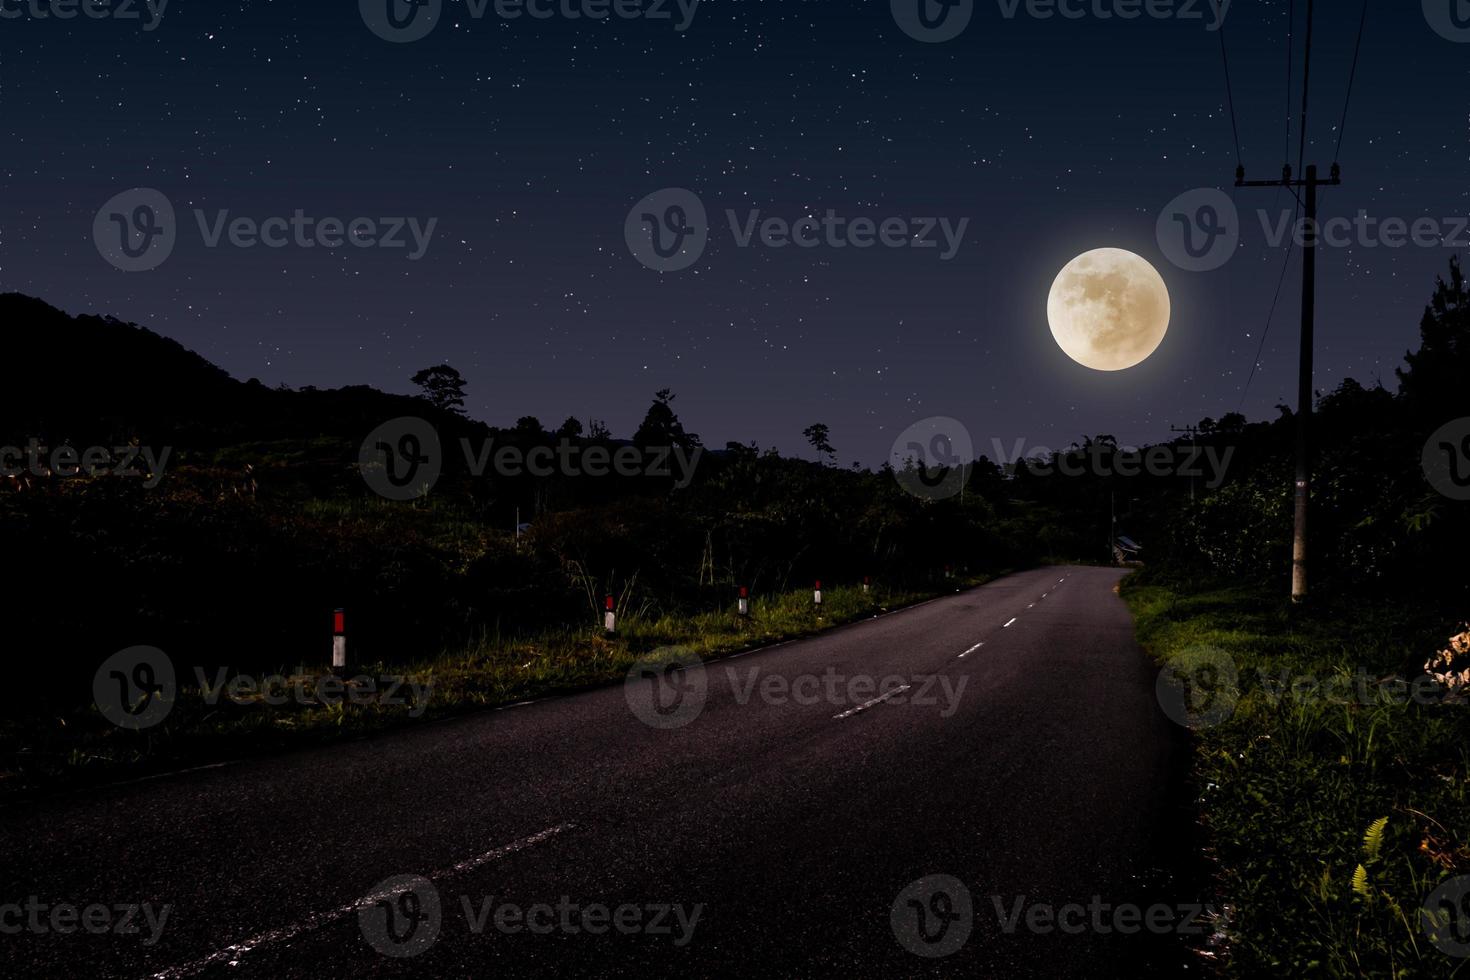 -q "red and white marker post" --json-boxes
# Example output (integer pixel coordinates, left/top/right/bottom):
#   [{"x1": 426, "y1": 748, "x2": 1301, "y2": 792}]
[
  {"x1": 604, "y1": 595, "x2": 616, "y2": 633},
  {"x1": 737, "y1": 586, "x2": 749, "y2": 617},
  {"x1": 813, "y1": 579, "x2": 823, "y2": 607},
  {"x1": 332, "y1": 608, "x2": 347, "y2": 672},
  {"x1": 862, "y1": 575, "x2": 871, "y2": 594}
]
